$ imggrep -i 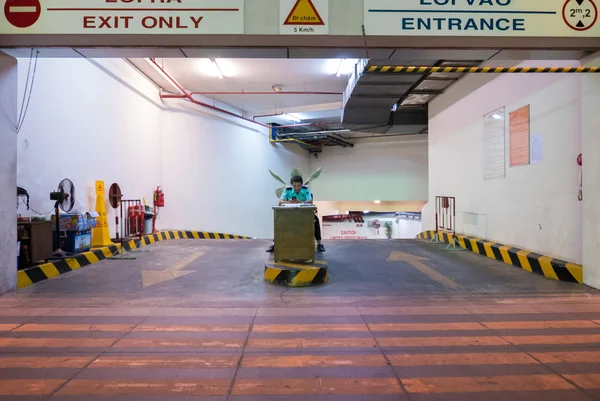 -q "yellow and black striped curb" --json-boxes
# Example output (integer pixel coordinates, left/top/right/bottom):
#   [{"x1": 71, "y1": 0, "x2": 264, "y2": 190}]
[
  {"x1": 416, "y1": 230, "x2": 583, "y2": 284},
  {"x1": 264, "y1": 257, "x2": 329, "y2": 288},
  {"x1": 367, "y1": 66, "x2": 600, "y2": 74},
  {"x1": 17, "y1": 230, "x2": 250, "y2": 289}
]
